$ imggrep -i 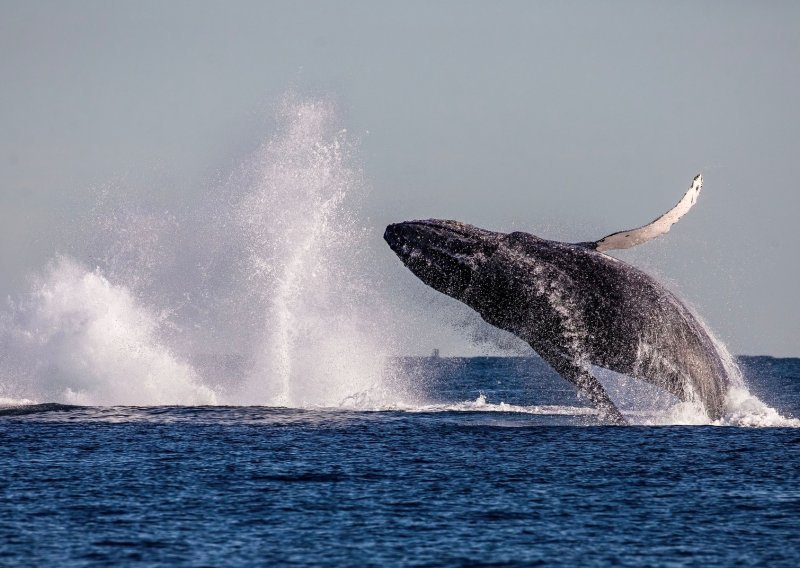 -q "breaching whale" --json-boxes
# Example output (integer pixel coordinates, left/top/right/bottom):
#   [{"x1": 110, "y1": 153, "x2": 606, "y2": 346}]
[{"x1": 384, "y1": 175, "x2": 730, "y2": 424}]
